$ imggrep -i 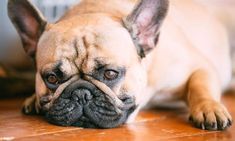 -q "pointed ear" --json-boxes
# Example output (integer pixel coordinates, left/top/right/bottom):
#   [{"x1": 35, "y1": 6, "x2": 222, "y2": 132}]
[
  {"x1": 123, "y1": 0, "x2": 169, "y2": 57},
  {"x1": 8, "y1": 0, "x2": 47, "y2": 58}
]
